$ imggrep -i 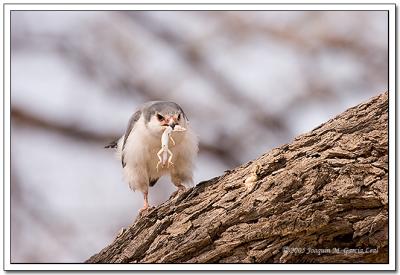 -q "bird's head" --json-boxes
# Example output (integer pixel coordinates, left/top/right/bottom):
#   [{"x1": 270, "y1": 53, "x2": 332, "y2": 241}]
[{"x1": 144, "y1": 101, "x2": 188, "y2": 135}]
